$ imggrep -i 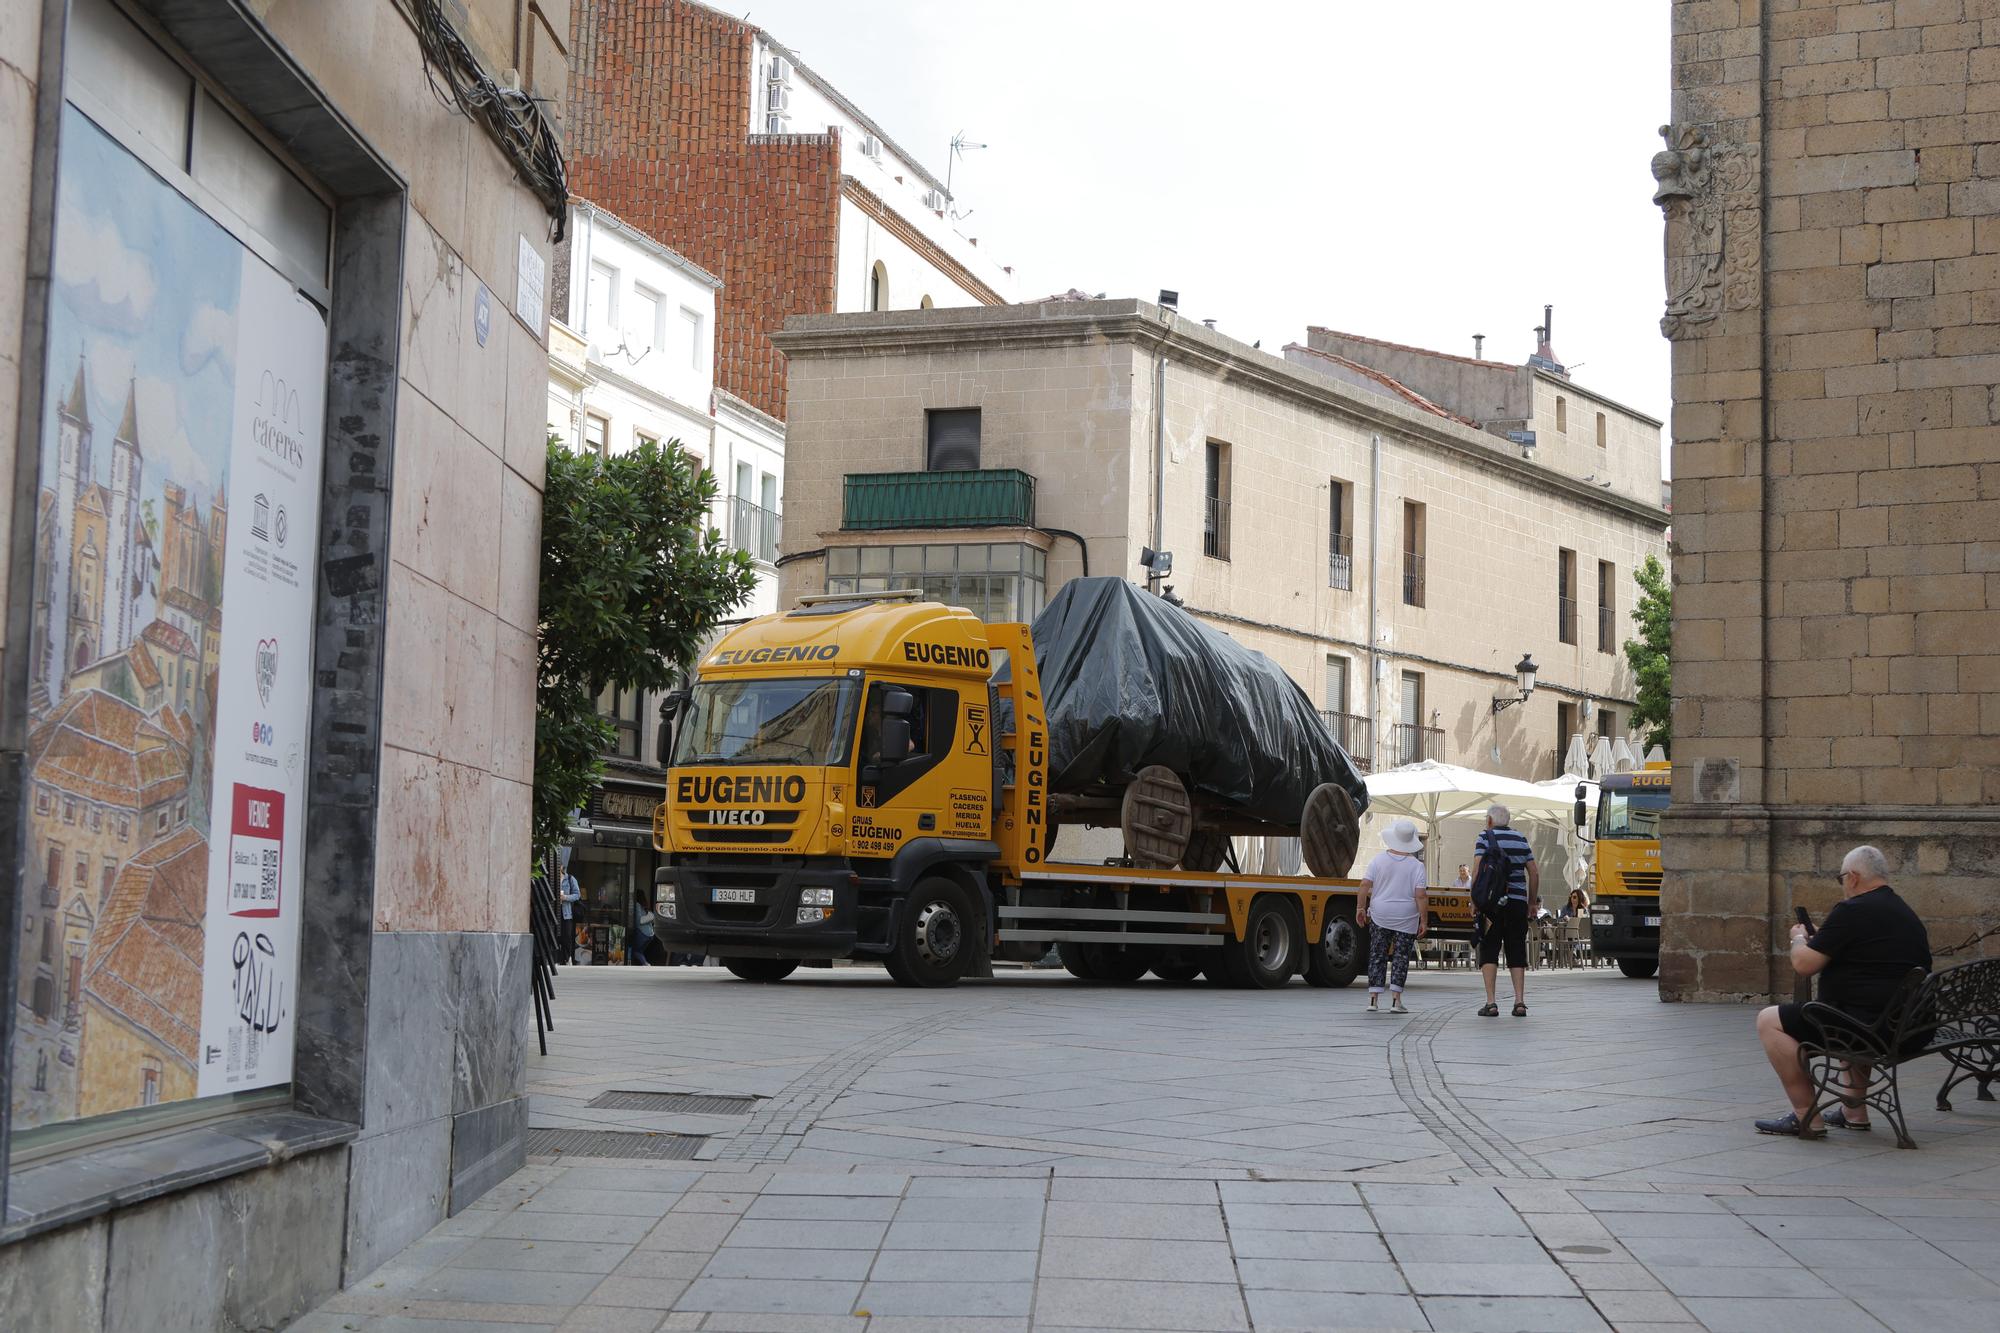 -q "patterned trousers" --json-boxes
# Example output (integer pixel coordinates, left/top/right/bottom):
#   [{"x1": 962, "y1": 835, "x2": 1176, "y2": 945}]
[{"x1": 1368, "y1": 924, "x2": 1416, "y2": 994}]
